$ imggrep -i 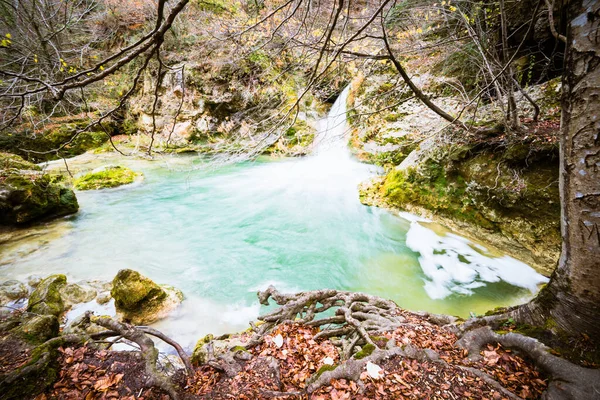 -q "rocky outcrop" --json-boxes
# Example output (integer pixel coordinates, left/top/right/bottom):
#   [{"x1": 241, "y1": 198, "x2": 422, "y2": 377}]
[
  {"x1": 111, "y1": 269, "x2": 183, "y2": 325},
  {"x1": 0, "y1": 152, "x2": 78, "y2": 225},
  {"x1": 349, "y1": 62, "x2": 563, "y2": 275}
]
